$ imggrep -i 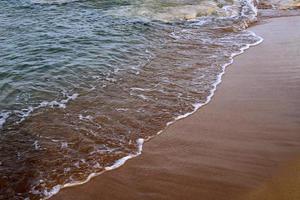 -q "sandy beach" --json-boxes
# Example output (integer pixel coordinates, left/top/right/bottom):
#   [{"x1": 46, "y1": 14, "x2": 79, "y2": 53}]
[{"x1": 51, "y1": 16, "x2": 300, "y2": 200}]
